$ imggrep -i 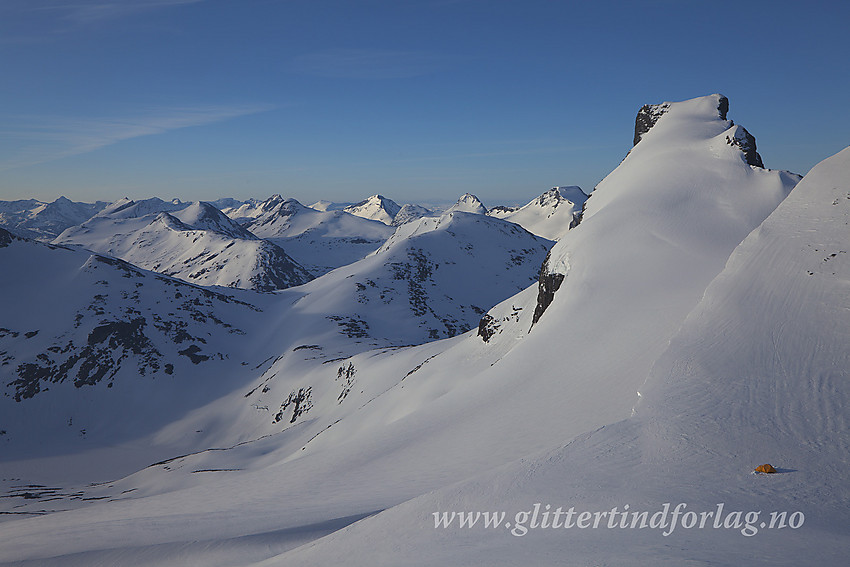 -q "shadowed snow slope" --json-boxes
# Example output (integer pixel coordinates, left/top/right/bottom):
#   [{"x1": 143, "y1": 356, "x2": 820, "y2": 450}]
[
  {"x1": 0, "y1": 230, "x2": 270, "y2": 467},
  {"x1": 275, "y1": 145, "x2": 850, "y2": 567}
]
